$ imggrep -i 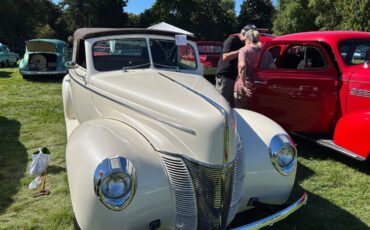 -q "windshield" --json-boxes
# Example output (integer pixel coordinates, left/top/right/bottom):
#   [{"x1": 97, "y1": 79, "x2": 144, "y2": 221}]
[
  {"x1": 149, "y1": 38, "x2": 197, "y2": 70},
  {"x1": 338, "y1": 39, "x2": 370, "y2": 65},
  {"x1": 93, "y1": 38, "x2": 150, "y2": 71},
  {"x1": 92, "y1": 37, "x2": 197, "y2": 72}
]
